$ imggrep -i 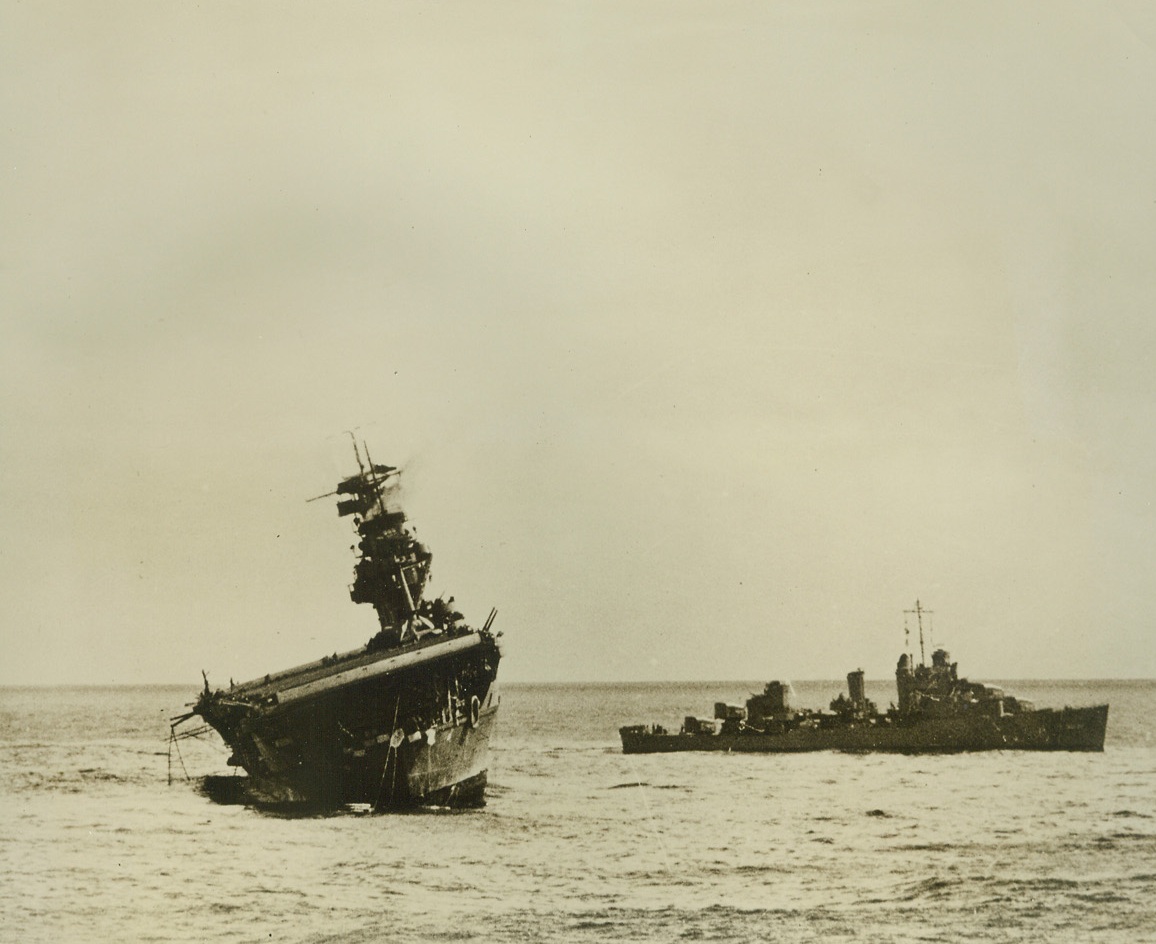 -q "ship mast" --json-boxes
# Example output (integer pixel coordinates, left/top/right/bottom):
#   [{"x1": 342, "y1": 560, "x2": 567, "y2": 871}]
[
  {"x1": 361, "y1": 442, "x2": 391, "y2": 520},
  {"x1": 904, "y1": 600, "x2": 933, "y2": 667}
]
